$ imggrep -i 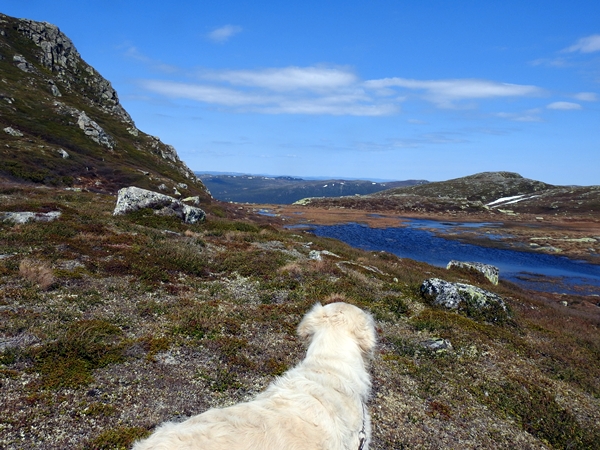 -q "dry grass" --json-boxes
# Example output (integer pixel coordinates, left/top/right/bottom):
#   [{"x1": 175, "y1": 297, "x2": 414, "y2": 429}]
[{"x1": 18, "y1": 258, "x2": 55, "y2": 291}]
